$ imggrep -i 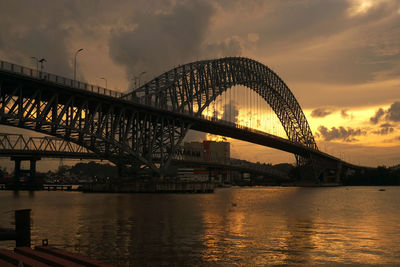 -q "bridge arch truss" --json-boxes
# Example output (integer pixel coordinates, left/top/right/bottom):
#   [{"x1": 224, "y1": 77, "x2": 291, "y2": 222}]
[{"x1": 124, "y1": 57, "x2": 317, "y2": 152}]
